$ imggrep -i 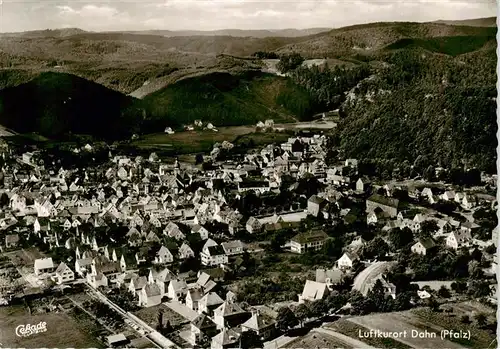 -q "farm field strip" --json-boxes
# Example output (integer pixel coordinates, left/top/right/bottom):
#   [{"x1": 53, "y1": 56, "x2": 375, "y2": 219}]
[{"x1": 347, "y1": 312, "x2": 466, "y2": 349}]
